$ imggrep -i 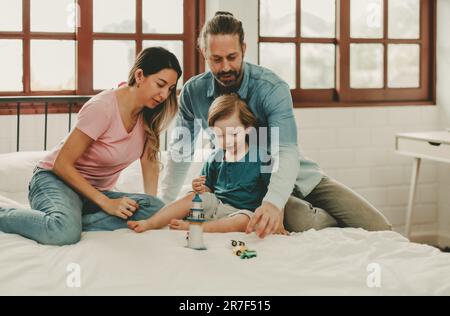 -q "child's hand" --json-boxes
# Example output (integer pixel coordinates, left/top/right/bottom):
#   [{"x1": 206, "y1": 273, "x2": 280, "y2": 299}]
[
  {"x1": 192, "y1": 176, "x2": 207, "y2": 193},
  {"x1": 127, "y1": 220, "x2": 150, "y2": 233}
]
